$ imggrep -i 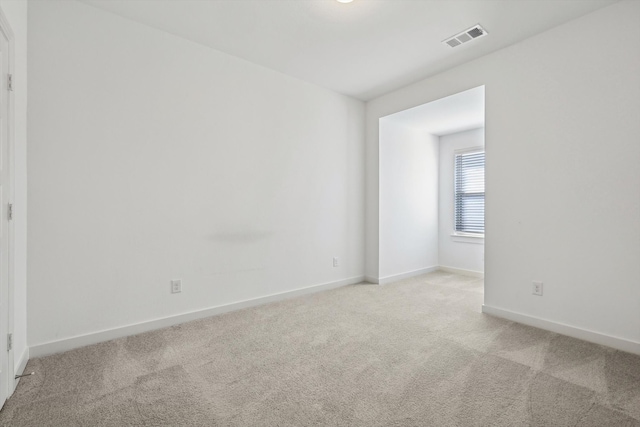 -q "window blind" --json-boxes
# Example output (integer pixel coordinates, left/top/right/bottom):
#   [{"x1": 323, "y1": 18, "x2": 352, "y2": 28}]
[{"x1": 455, "y1": 150, "x2": 485, "y2": 234}]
